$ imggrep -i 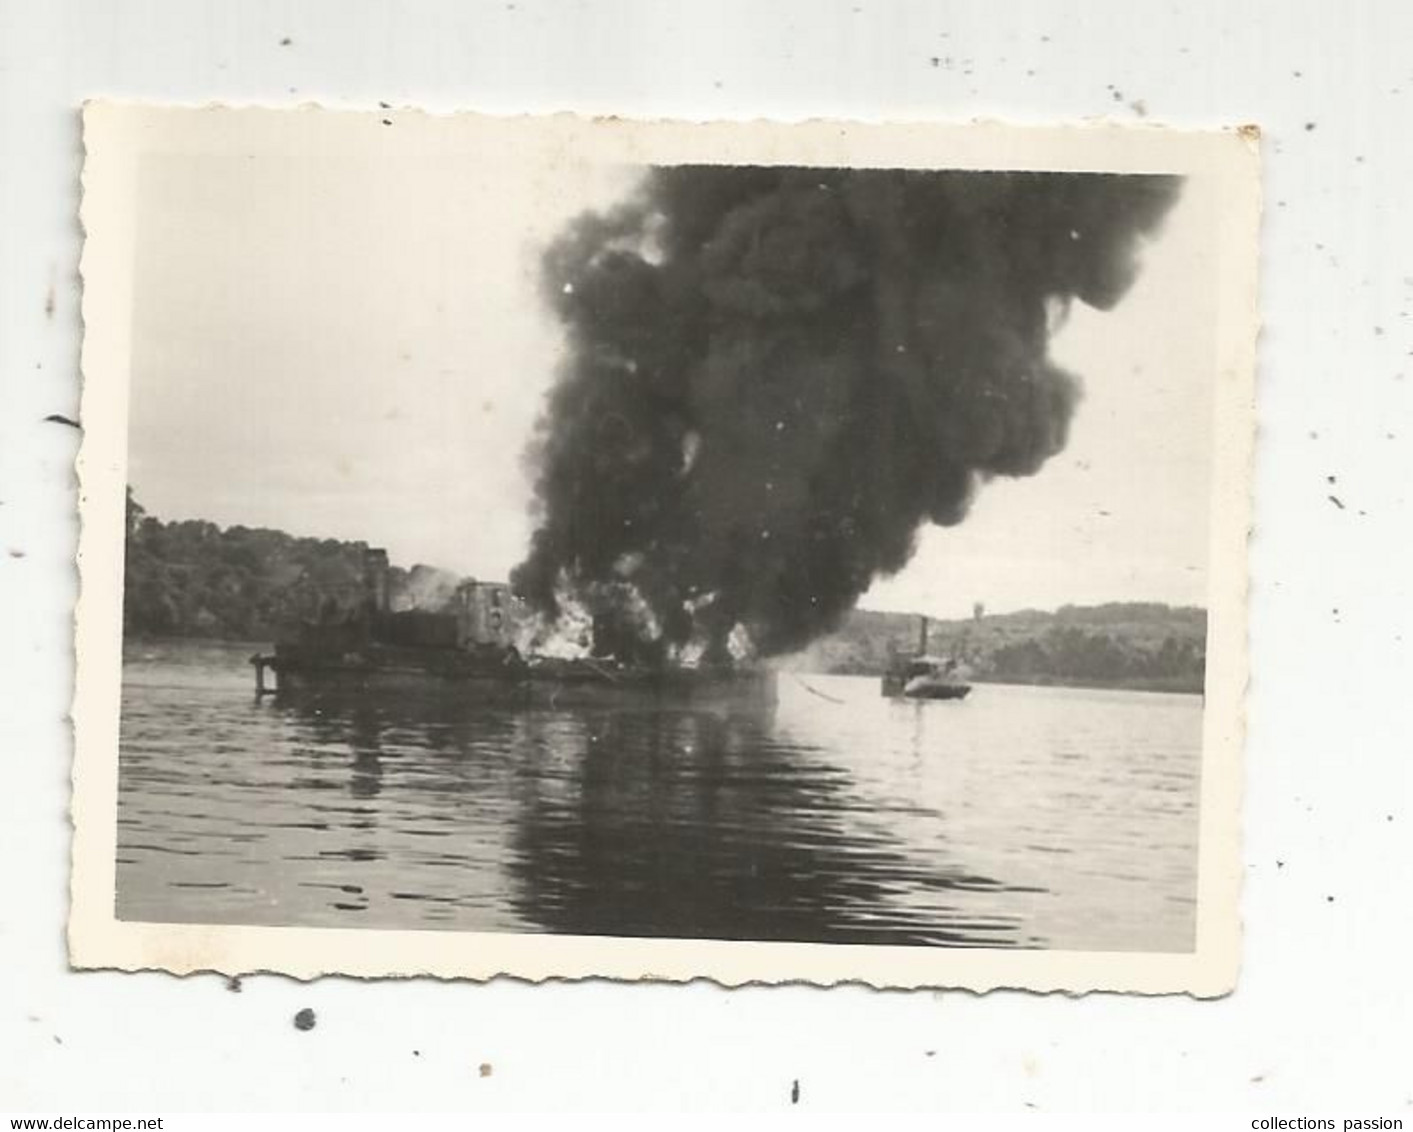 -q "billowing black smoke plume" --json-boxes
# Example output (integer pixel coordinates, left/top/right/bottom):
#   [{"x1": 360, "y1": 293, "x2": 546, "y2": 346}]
[{"x1": 512, "y1": 166, "x2": 1182, "y2": 661}]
